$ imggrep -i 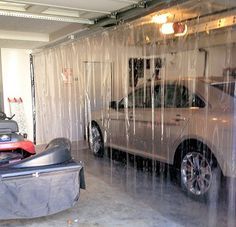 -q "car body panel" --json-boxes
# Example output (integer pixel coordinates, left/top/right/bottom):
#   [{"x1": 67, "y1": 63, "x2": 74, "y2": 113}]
[{"x1": 91, "y1": 77, "x2": 236, "y2": 178}]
